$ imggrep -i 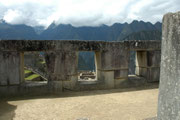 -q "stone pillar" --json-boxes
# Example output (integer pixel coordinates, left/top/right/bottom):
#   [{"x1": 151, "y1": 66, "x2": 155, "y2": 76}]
[
  {"x1": 45, "y1": 51, "x2": 78, "y2": 92},
  {"x1": 95, "y1": 43, "x2": 129, "y2": 89},
  {"x1": 158, "y1": 11, "x2": 180, "y2": 120},
  {"x1": 135, "y1": 51, "x2": 160, "y2": 82},
  {"x1": 135, "y1": 51, "x2": 147, "y2": 77},
  {"x1": 0, "y1": 51, "x2": 23, "y2": 85}
]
